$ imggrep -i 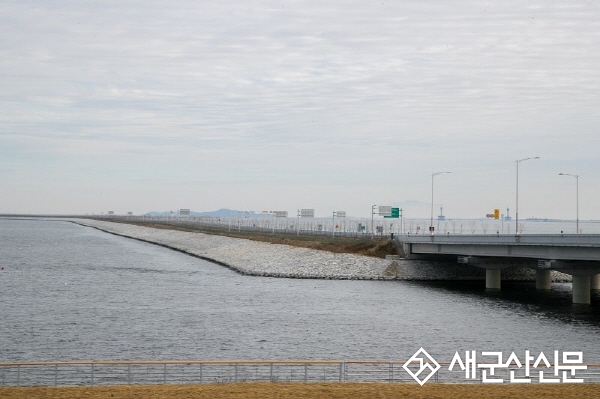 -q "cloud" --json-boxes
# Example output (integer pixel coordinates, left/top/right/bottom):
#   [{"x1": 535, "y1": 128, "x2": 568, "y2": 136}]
[{"x1": 1, "y1": 1, "x2": 599, "y2": 217}]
